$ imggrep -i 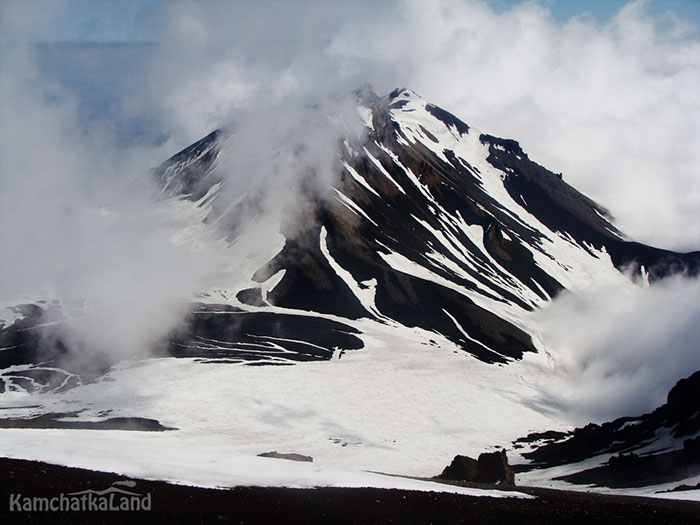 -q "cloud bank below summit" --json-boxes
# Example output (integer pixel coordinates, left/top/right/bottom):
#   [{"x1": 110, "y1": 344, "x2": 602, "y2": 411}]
[{"x1": 534, "y1": 274, "x2": 700, "y2": 424}]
